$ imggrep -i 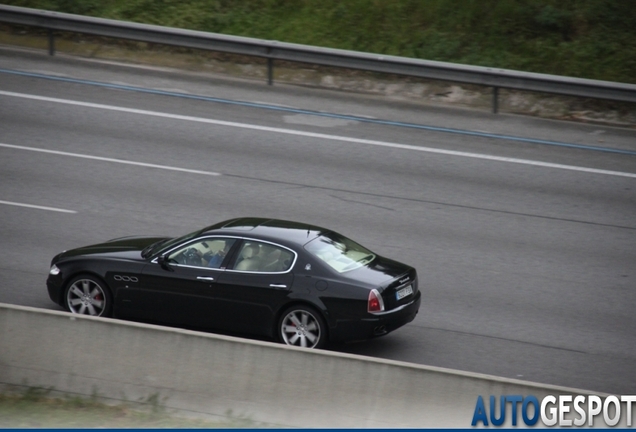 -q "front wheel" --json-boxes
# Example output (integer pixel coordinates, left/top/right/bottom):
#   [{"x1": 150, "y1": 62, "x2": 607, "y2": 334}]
[
  {"x1": 64, "y1": 275, "x2": 112, "y2": 317},
  {"x1": 278, "y1": 305, "x2": 327, "y2": 349}
]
